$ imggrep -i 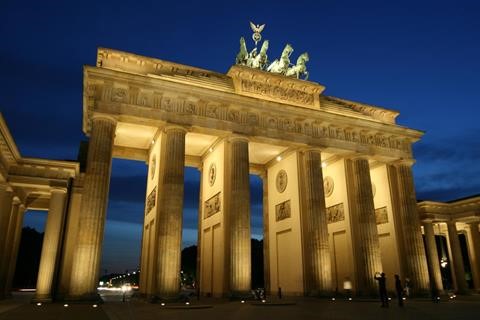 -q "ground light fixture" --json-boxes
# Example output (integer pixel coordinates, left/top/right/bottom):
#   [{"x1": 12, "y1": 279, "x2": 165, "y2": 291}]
[{"x1": 63, "y1": 304, "x2": 69, "y2": 307}]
